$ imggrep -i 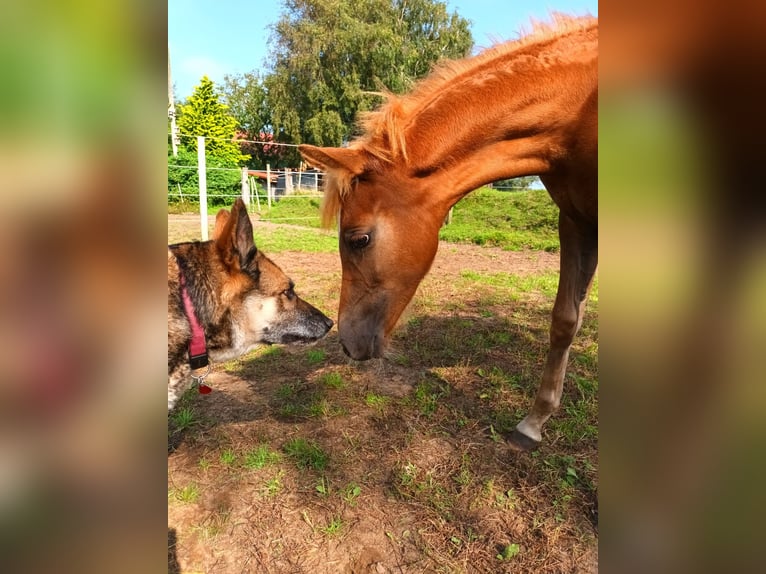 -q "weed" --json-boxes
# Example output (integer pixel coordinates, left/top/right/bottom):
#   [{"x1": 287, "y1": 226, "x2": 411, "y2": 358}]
[
  {"x1": 219, "y1": 449, "x2": 237, "y2": 467},
  {"x1": 198, "y1": 457, "x2": 211, "y2": 471},
  {"x1": 307, "y1": 397, "x2": 346, "y2": 418},
  {"x1": 341, "y1": 483, "x2": 362, "y2": 506},
  {"x1": 194, "y1": 510, "x2": 230, "y2": 539},
  {"x1": 276, "y1": 382, "x2": 299, "y2": 401},
  {"x1": 412, "y1": 379, "x2": 445, "y2": 416},
  {"x1": 306, "y1": 349, "x2": 326, "y2": 363},
  {"x1": 394, "y1": 463, "x2": 453, "y2": 518},
  {"x1": 319, "y1": 371, "x2": 345, "y2": 389},
  {"x1": 319, "y1": 516, "x2": 344, "y2": 537},
  {"x1": 364, "y1": 393, "x2": 388, "y2": 409},
  {"x1": 244, "y1": 445, "x2": 282, "y2": 469},
  {"x1": 315, "y1": 476, "x2": 329, "y2": 496},
  {"x1": 262, "y1": 471, "x2": 284, "y2": 497},
  {"x1": 171, "y1": 483, "x2": 199, "y2": 504},
  {"x1": 170, "y1": 406, "x2": 198, "y2": 431},
  {"x1": 497, "y1": 543, "x2": 520, "y2": 561},
  {"x1": 283, "y1": 438, "x2": 329, "y2": 471},
  {"x1": 452, "y1": 455, "x2": 473, "y2": 487}
]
